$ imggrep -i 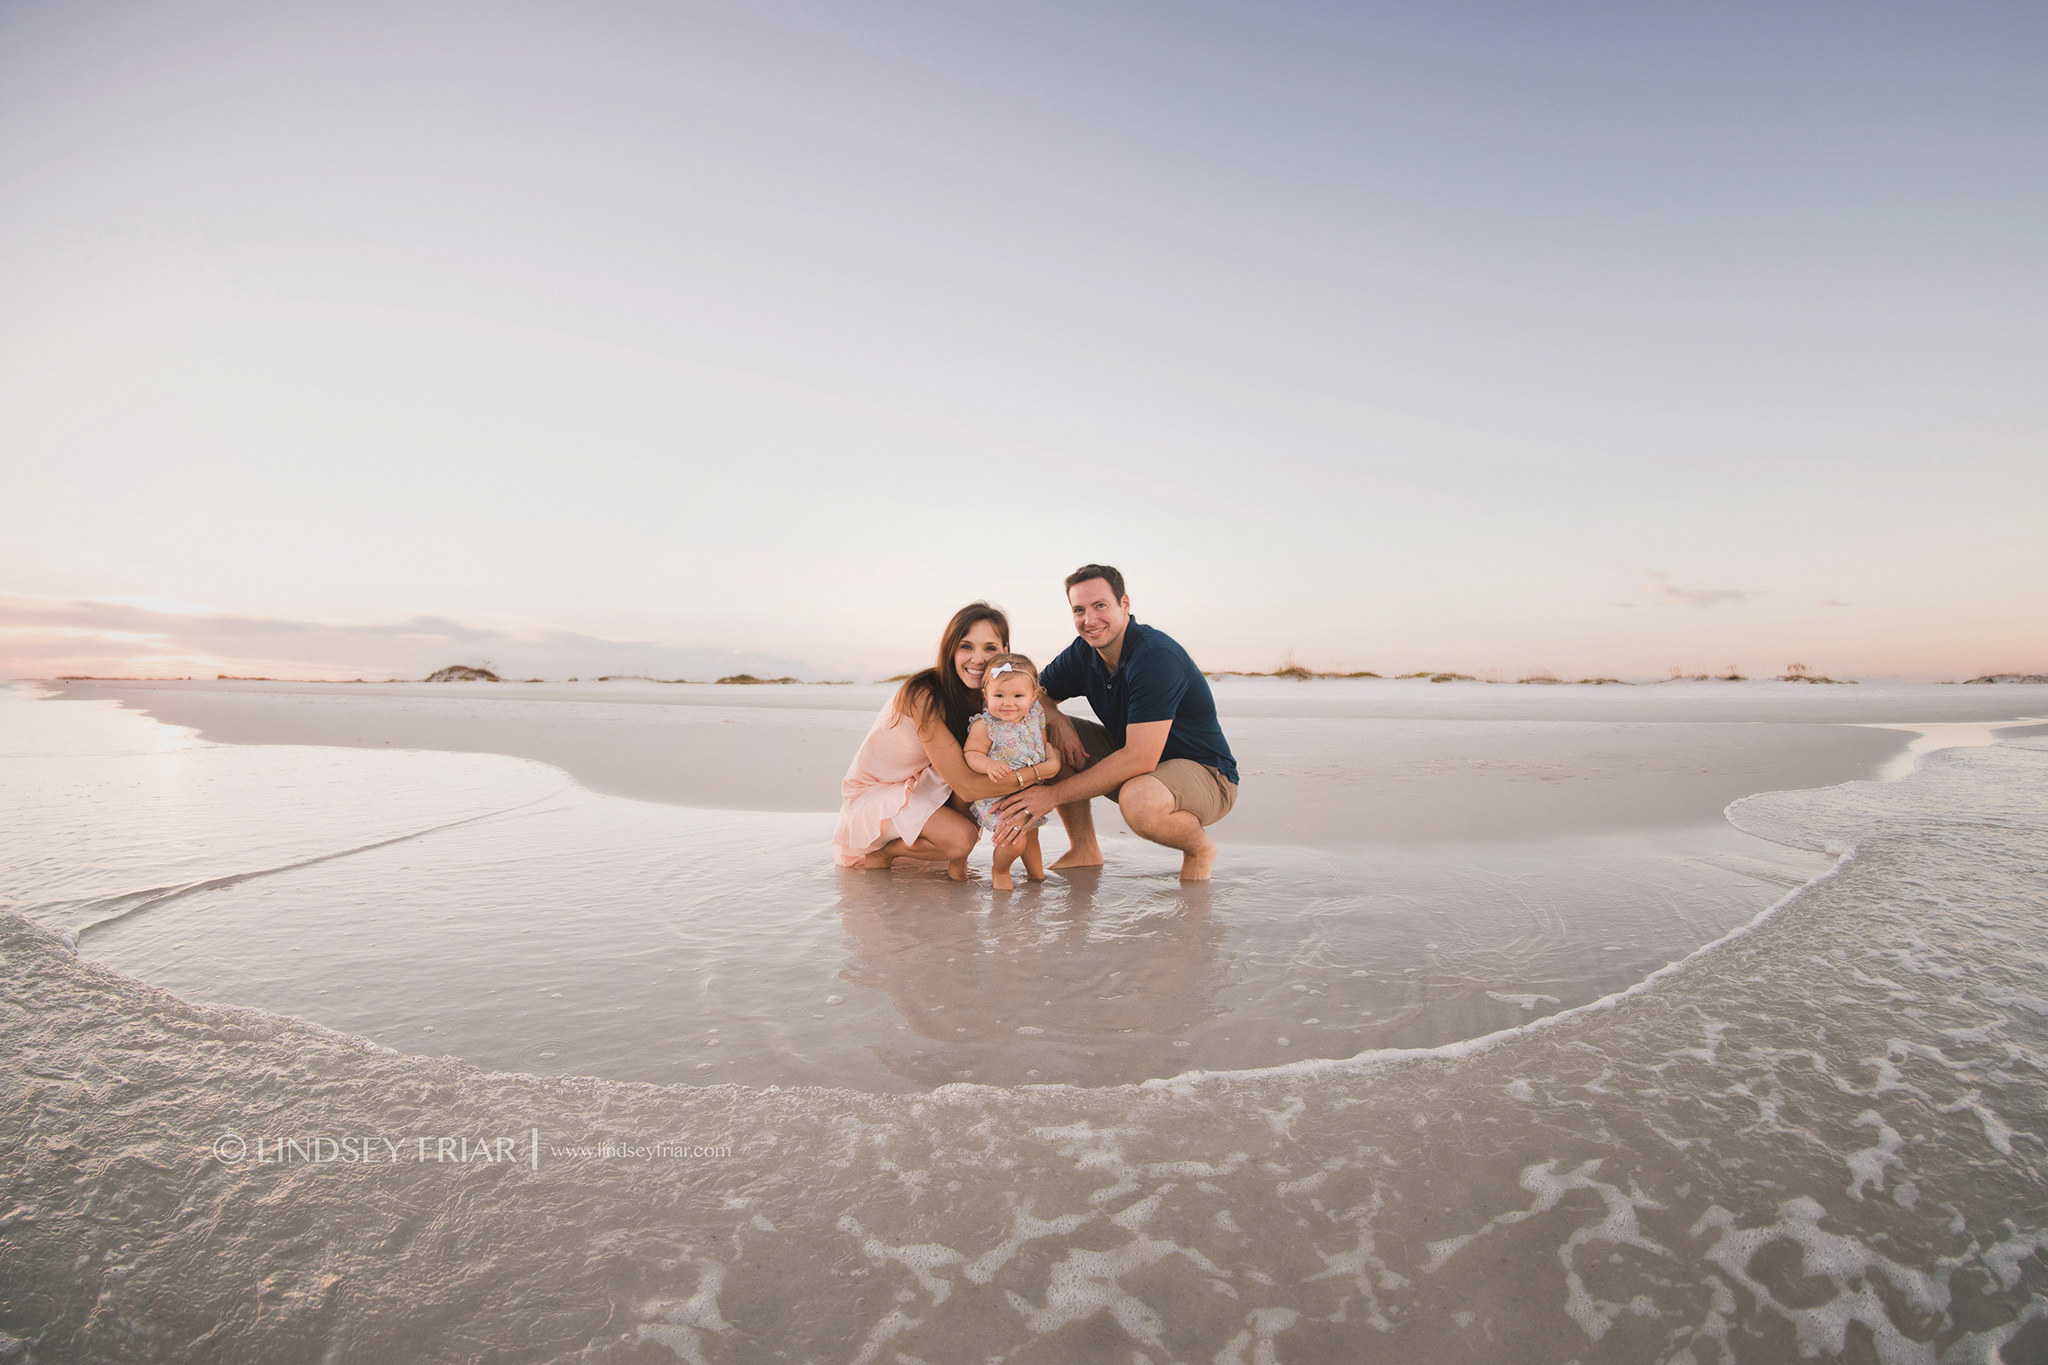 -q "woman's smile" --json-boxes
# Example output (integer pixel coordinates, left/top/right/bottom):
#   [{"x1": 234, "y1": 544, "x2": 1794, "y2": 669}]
[{"x1": 954, "y1": 620, "x2": 1006, "y2": 688}]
